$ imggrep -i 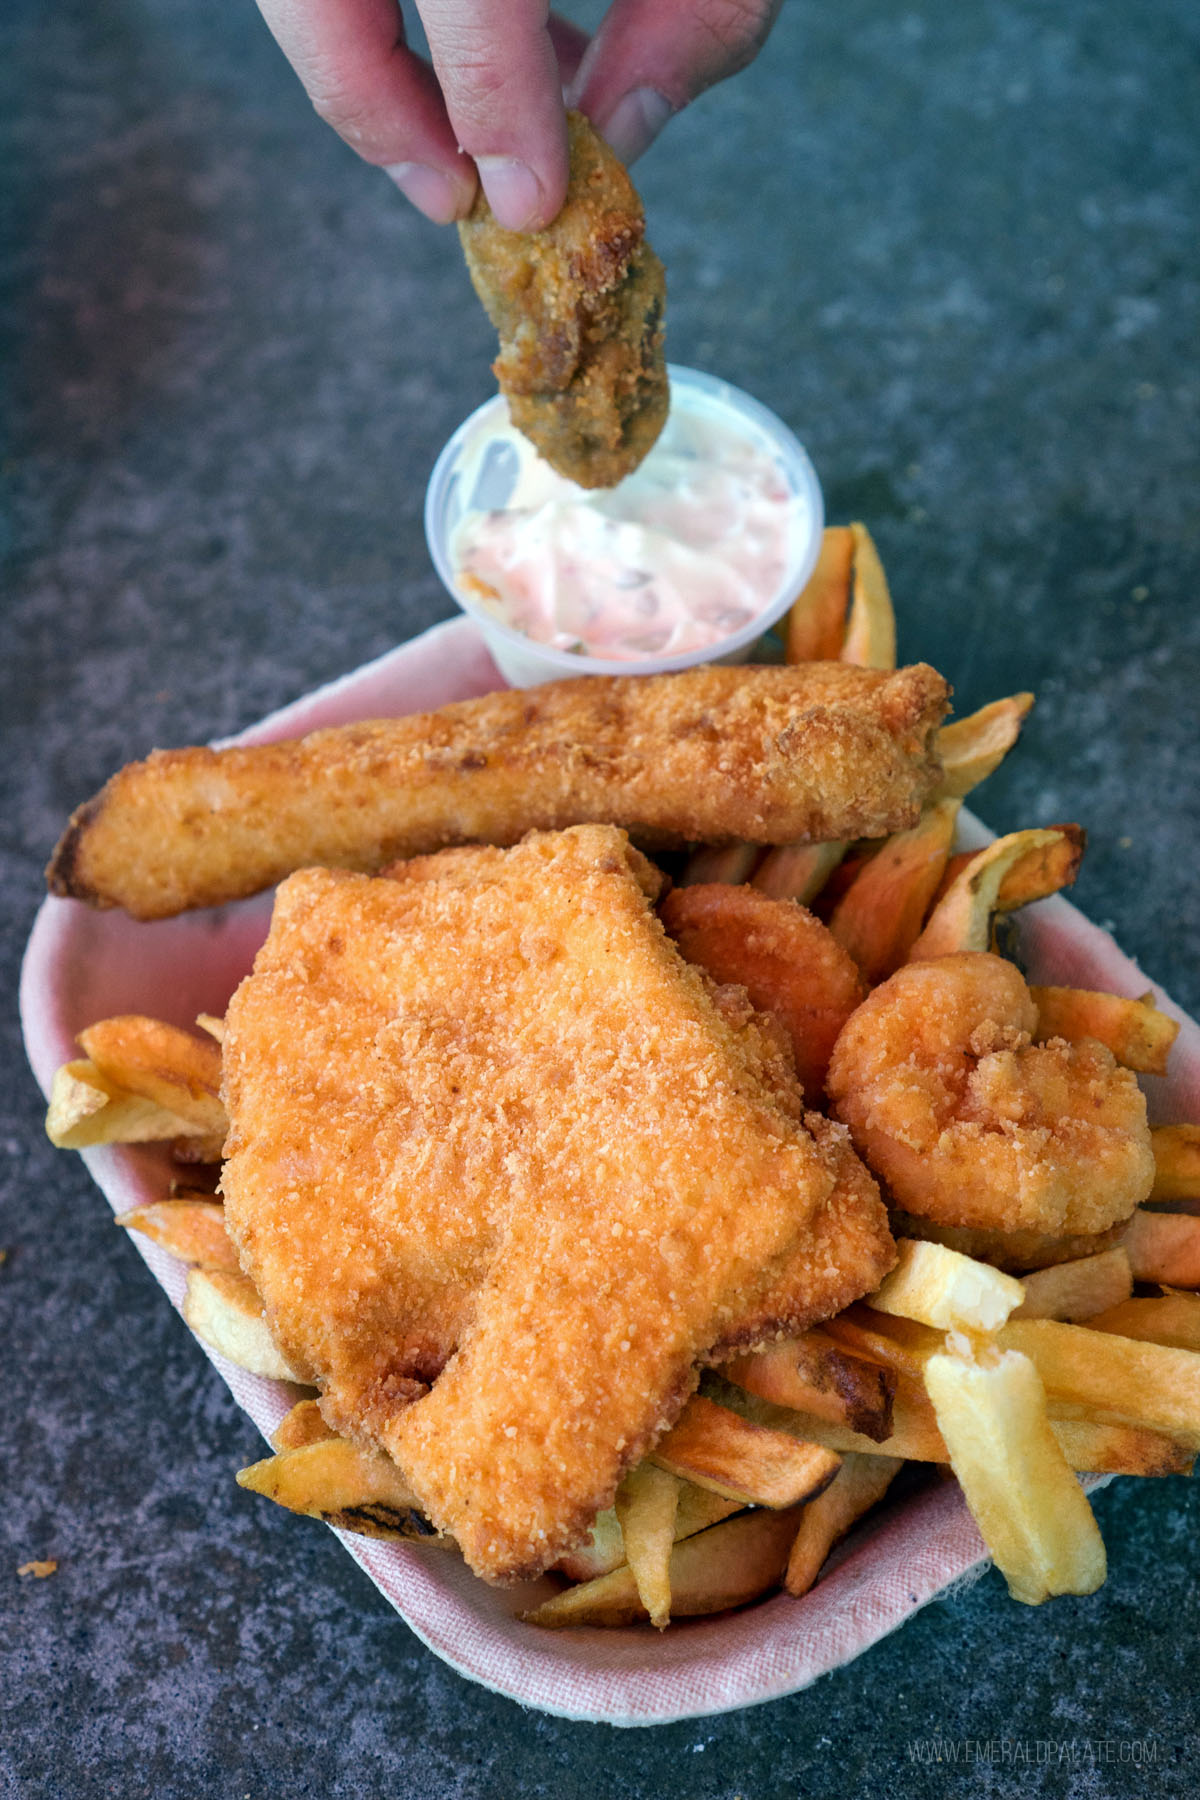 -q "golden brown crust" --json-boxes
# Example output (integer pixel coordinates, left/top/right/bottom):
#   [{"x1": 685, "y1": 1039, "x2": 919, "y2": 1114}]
[
  {"x1": 661, "y1": 884, "x2": 867, "y2": 1100},
  {"x1": 221, "y1": 828, "x2": 839, "y2": 1583},
  {"x1": 46, "y1": 661, "x2": 949, "y2": 920},
  {"x1": 458, "y1": 112, "x2": 667, "y2": 488}
]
